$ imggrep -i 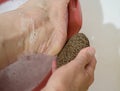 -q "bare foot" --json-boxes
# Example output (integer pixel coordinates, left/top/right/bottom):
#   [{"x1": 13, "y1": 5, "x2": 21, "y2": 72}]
[
  {"x1": 0, "y1": 0, "x2": 69, "y2": 68},
  {"x1": 18, "y1": 0, "x2": 70, "y2": 55}
]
